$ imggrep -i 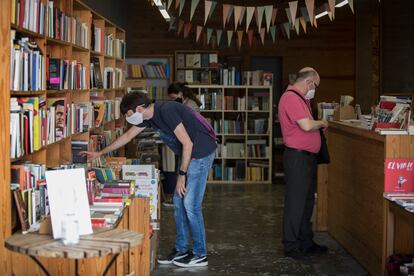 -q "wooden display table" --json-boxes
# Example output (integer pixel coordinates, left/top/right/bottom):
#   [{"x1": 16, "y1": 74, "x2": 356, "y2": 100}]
[
  {"x1": 5, "y1": 229, "x2": 143, "y2": 276},
  {"x1": 318, "y1": 121, "x2": 414, "y2": 276}
]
